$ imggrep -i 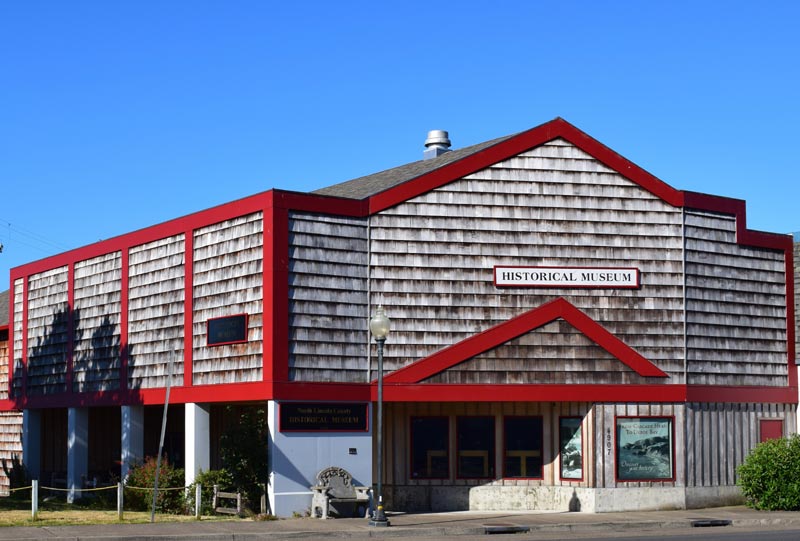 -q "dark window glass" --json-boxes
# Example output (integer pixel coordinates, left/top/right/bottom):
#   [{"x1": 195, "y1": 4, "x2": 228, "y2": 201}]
[
  {"x1": 410, "y1": 417, "x2": 449, "y2": 479},
  {"x1": 504, "y1": 416, "x2": 543, "y2": 478},
  {"x1": 457, "y1": 417, "x2": 495, "y2": 479}
]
